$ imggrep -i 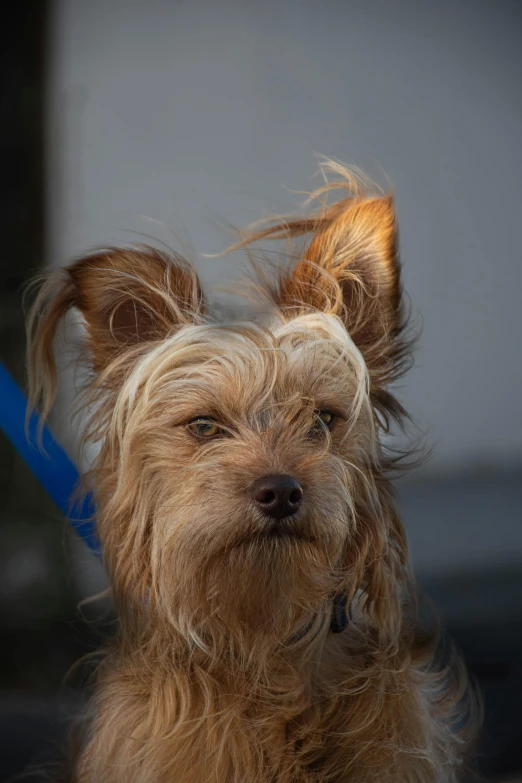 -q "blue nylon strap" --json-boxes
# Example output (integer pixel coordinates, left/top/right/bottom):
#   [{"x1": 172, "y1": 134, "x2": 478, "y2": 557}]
[{"x1": 0, "y1": 360, "x2": 100, "y2": 553}]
